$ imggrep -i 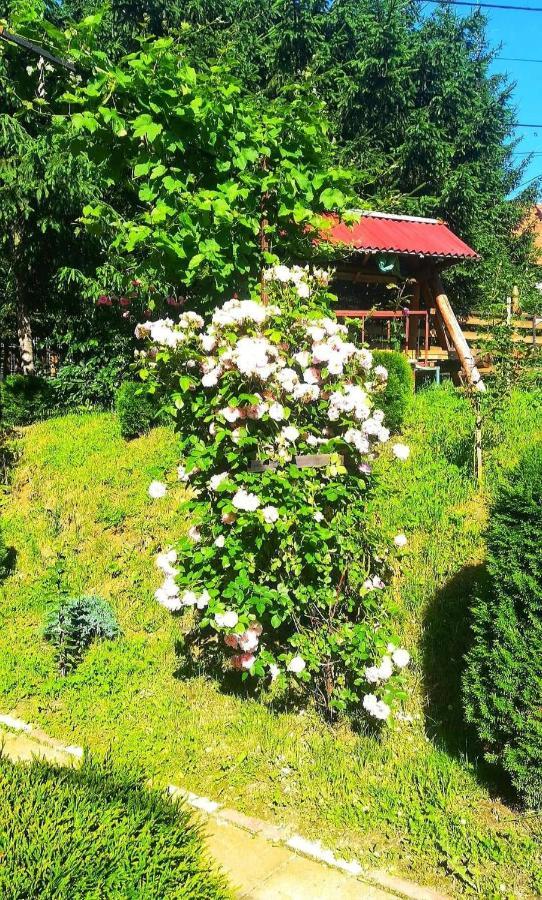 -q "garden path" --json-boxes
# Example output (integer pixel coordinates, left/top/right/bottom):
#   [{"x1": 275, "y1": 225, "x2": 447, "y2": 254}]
[{"x1": 0, "y1": 717, "x2": 447, "y2": 900}]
